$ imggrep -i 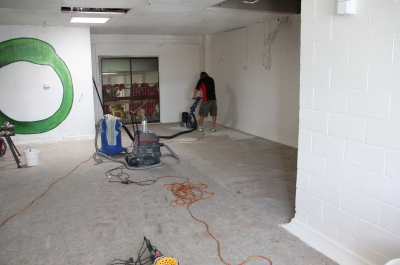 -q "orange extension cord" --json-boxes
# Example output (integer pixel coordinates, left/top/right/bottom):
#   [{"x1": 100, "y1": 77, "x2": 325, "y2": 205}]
[
  {"x1": 0, "y1": 157, "x2": 92, "y2": 228},
  {"x1": 147, "y1": 176, "x2": 273, "y2": 265},
  {"x1": 1, "y1": 157, "x2": 272, "y2": 265}
]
